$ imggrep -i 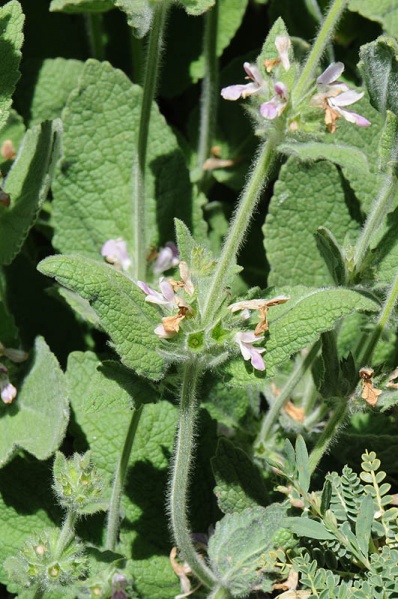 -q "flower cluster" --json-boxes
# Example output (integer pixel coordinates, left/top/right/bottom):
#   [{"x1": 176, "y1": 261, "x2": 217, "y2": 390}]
[
  {"x1": 0, "y1": 342, "x2": 28, "y2": 404},
  {"x1": 101, "y1": 238, "x2": 180, "y2": 276},
  {"x1": 228, "y1": 296, "x2": 289, "y2": 371},
  {"x1": 221, "y1": 35, "x2": 291, "y2": 122},
  {"x1": 221, "y1": 33, "x2": 370, "y2": 133},
  {"x1": 137, "y1": 262, "x2": 194, "y2": 338}
]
